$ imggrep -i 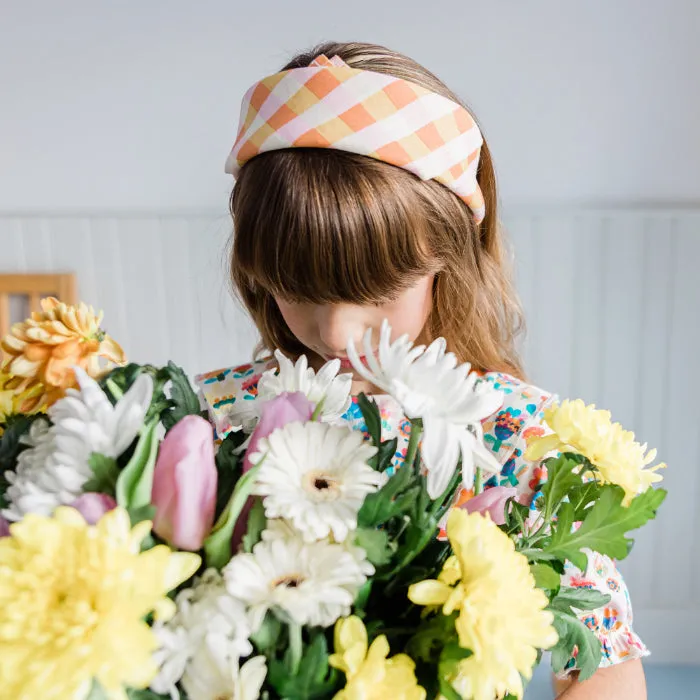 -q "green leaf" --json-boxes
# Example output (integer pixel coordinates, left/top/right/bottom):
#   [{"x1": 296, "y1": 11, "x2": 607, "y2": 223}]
[
  {"x1": 204, "y1": 464, "x2": 261, "y2": 569},
  {"x1": 438, "y1": 639, "x2": 474, "y2": 700},
  {"x1": 550, "y1": 586, "x2": 611, "y2": 614},
  {"x1": 214, "y1": 432, "x2": 244, "y2": 519},
  {"x1": 353, "y1": 580, "x2": 372, "y2": 611},
  {"x1": 568, "y1": 481, "x2": 603, "y2": 520},
  {"x1": 242, "y1": 498, "x2": 267, "y2": 553},
  {"x1": 354, "y1": 527, "x2": 396, "y2": 566},
  {"x1": 357, "y1": 463, "x2": 414, "y2": 528},
  {"x1": 407, "y1": 612, "x2": 458, "y2": 663},
  {"x1": 115, "y1": 418, "x2": 160, "y2": 511},
  {"x1": 545, "y1": 486, "x2": 667, "y2": 569},
  {"x1": 250, "y1": 610, "x2": 283, "y2": 654},
  {"x1": 267, "y1": 631, "x2": 339, "y2": 699},
  {"x1": 540, "y1": 455, "x2": 583, "y2": 520},
  {"x1": 376, "y1": 438, "x2": 398, "y2": 473},
  {"x1": 83, "y1": 453, "x2": 120, "y2": 495},
  {"x1": 126, "y1": 689, "x2": 171, "y2": 700},
  {"x1": 530, "y1": 563, "x2": 561, "y2": 591},
  {"x1": 357, "y1": 393, "x2": 381, "y2": 448},
  {"x1": 162, "y1": 361, "x2": 203, "y2": 431},
  {"x1": 550, "y1": 609, "x2": 602, "y2": 681}
]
